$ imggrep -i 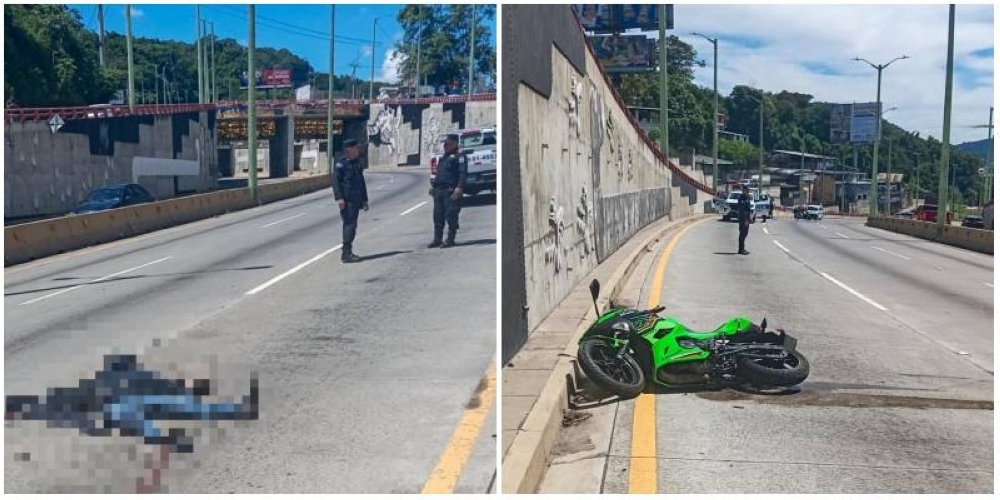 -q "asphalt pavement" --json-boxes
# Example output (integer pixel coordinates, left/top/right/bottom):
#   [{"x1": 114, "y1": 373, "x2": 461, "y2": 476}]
[
  {"x1": 4, "y1": 170, "x2": 497, "y2": 493},
  {"x1": 542, "y1": 215, "x2": 993, "y2": 494}
]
